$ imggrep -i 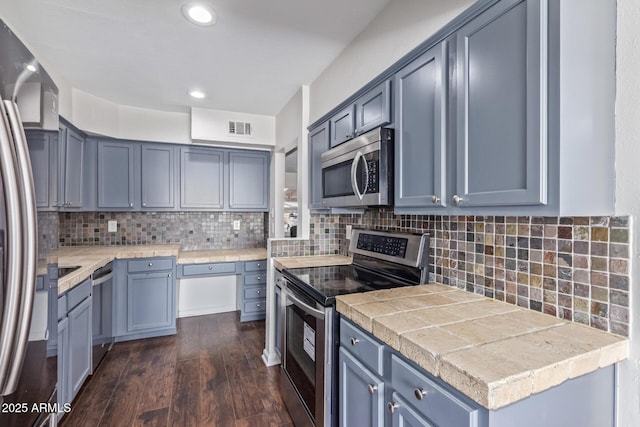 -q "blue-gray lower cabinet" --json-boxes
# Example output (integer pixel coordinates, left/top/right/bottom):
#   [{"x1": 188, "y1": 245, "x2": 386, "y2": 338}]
[
  {"x1": 57, "y1": 277, "x2": 92, "y2": 420},
  {"x1": 114, "y1": 257, "x2": 177, "y2": 342},
  {"x1": 237, "y1": 260, "x2": 267, "y2": 322},
  {"x1": 56, "y1": 316, "x2": 69, "y2": 421},
  {"x1": 274, "y1": 273, "x2": 283, "y2": 359},
  {"x1": 339, "y1": 347, "x2": 385, "y2": 427},
  {"x1": 340, "y1": 317, "x2": 616, "y2": 427}
]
